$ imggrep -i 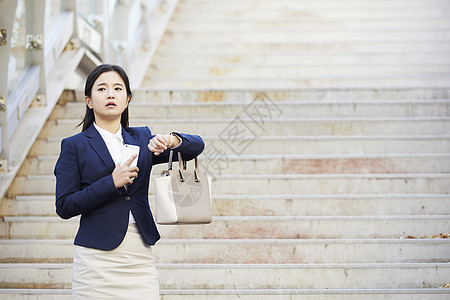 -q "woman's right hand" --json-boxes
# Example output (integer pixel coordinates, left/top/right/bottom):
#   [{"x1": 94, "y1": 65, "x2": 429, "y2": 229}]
[{"x1": 112, "y1": 154, "x2": 139, "y2": 188}]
